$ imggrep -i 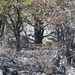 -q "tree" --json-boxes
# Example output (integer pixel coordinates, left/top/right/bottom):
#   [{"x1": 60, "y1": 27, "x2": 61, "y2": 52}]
[
  {"x1": 0, "y1": 0, "x2": 34, "y2": 50},
  {"x1": 34, "y1": 17, "x2": 44, "y2": 44},
  {"x1": 22, "y1": 0, "x2": 57, "y2": 44},
  {"x1": 50, "y1": 0, "x2": 75, "y2": 65},
  {"x1": 6, "y1": 6, "x2": 23, "y2": 51},
  {"x1": 0, "y1": 0, "x2": 24, "y2": 51}
]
